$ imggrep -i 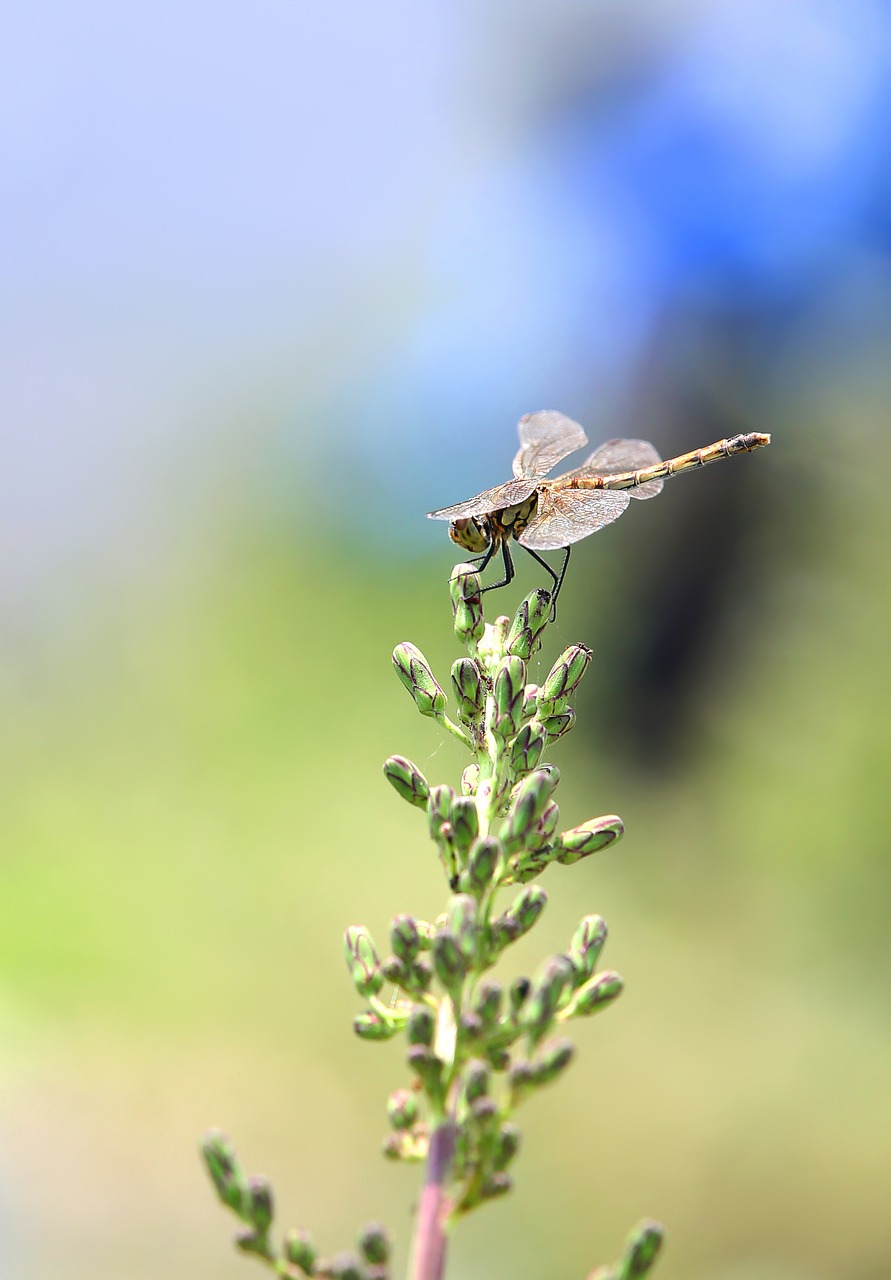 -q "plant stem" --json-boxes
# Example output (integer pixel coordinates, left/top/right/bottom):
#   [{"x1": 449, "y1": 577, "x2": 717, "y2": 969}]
[{"x1": 409, "y1": 1120, "x2": 456, "y2": 1280}]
